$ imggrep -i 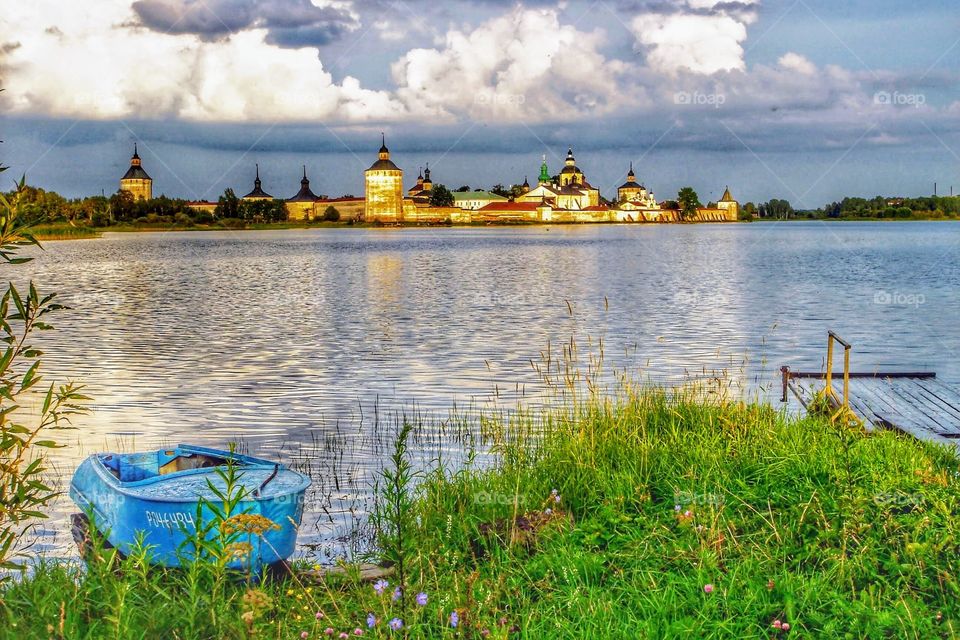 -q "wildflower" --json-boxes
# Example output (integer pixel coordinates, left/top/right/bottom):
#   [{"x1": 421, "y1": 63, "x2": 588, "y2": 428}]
[
  {"x1": 392, "y1": 586, "x2": 402, "y2": 601},
  {"x1": 367, "y1": 613, "x2": 377, "y2": 628},
  {"x1": 339, "y1": 634, "x2": 348, "y2": 639},
  {"x1": 703, "y1": 584, "x2": 714, "y2": 593},
  {"x1": 324, "y1": 628, "x2": 334, "y2": 636},
  {"x1": 684, "y1": 510, "x2": 692, "y2": 518},
  {"x1": 551, "y1": 488, "x2": 558, "y2": 497},
  {"x1": 767, "y1": 579, "x2": 775, "y2": 590},
  {"x1": 782, "y1": 623, "x2": 790, "y2": 631},
  {"x1": 225, "y1": 542, "x2": 253, "y2": 560},
  {"x1": 389, "y1": 618, "x2": 403, "y2": 630},
  {"x1": 354, "y1": 630, "x2": 364, "y2": 637},
  {"x1": 301, "y1": 632, "x2": 309, "y2": 639},
  {"x1": 316, "y1": 612, "x2": 325, "y2": 620},
  {"x1": 674, "y1": 504, "x2": 681, "y2": 512},
  {"x1": 222, "y1": 513, "x2": 280, "y2": 536},
  {"x1": 449, "y1": 611, "x2": 459, "y2": 628},
  {"x1": 773, "y1": 620, "x2": 782, "y2": 629},
  {"x1": 554, "y1": 494, "x2": 561, "y2": 503},
  {"x1": 416, "y1": 592, "x2": 428, "y2": 607},
  {"x1": 481, "y1": 630, "x2": 490, "y2": 637},
  {"x1": 544, "y1": 508, "x2": 552, "y2": 515},
  {"x1": 373, "y1": 579, "x2": 389, "y2": 595}
]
